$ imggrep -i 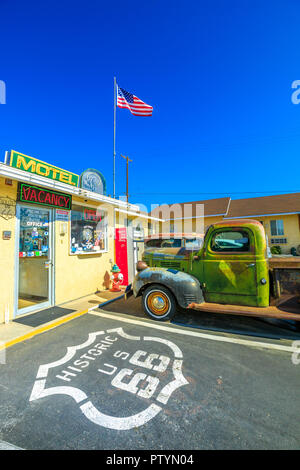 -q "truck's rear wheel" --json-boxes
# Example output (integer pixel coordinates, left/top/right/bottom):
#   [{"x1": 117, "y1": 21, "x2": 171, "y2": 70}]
[{"x1": 142, "y1": 285, "x2": 177, "y2": 321}]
